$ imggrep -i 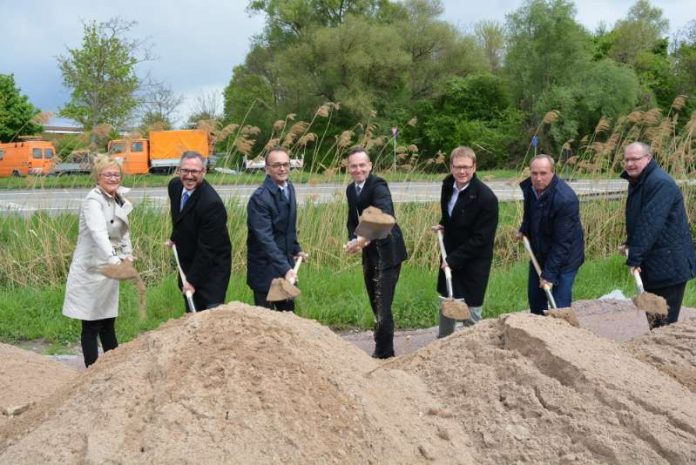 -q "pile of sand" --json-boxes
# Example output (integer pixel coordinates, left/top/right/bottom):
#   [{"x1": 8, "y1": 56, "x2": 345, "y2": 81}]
[
  {"x1": 2, "y1": 300, "x2": 696, "y2": 464},
  {"x1": 394, "y1": 313, "x2": 696, "y2": 465},
  {"x1": 0, "y1": 344, "x2": 77, "y2": 428},
  {"x1": 0, "y1": 303, "x2": 471, "y2": 465},
  {"x1": 624, "y1": 318, "x2": 696, "y2": 393}
]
